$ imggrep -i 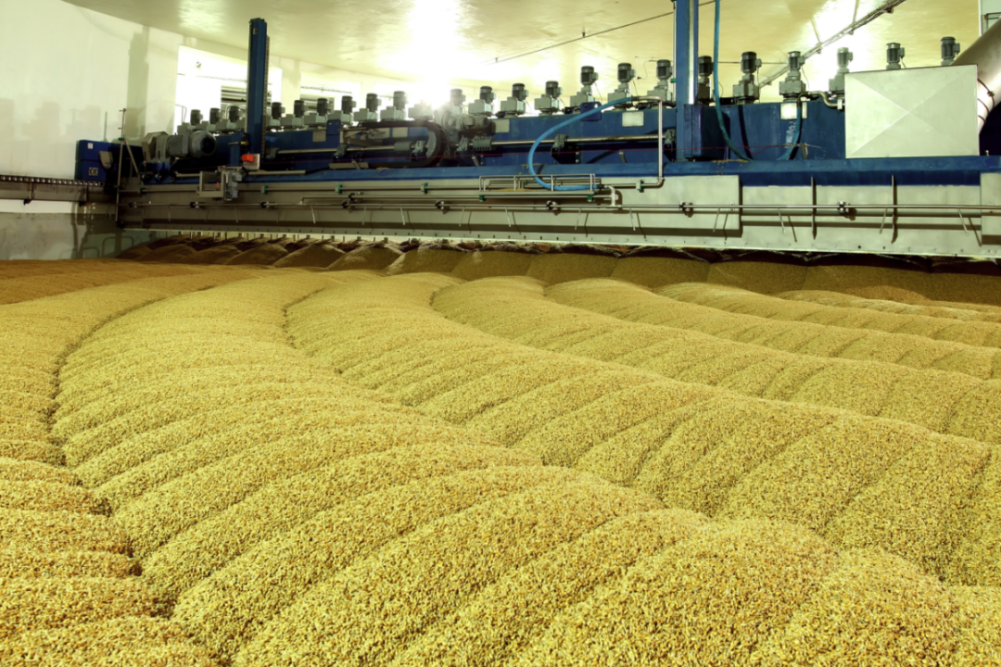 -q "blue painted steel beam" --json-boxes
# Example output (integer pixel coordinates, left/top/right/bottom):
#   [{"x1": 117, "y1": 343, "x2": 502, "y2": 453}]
[
  {"x1": 674, "y1": 0, "x2": 698, "y2": 107},
  {"x1": 674, "y1": 0, "x2": 701, "y2": 160},
  {"x1": 163, "y1": 153, "x2": 1001, "y2": 189},
  {"x1": 246, "y1": 18, "x2": 269, "y2": 156}
]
